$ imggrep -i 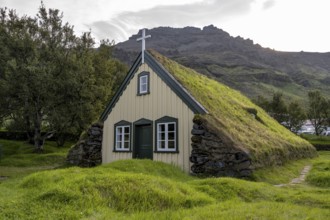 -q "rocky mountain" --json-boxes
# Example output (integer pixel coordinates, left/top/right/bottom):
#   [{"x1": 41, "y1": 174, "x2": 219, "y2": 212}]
[{"x1": 113, "y1": 25, "x2": 330, "y2": 103}]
